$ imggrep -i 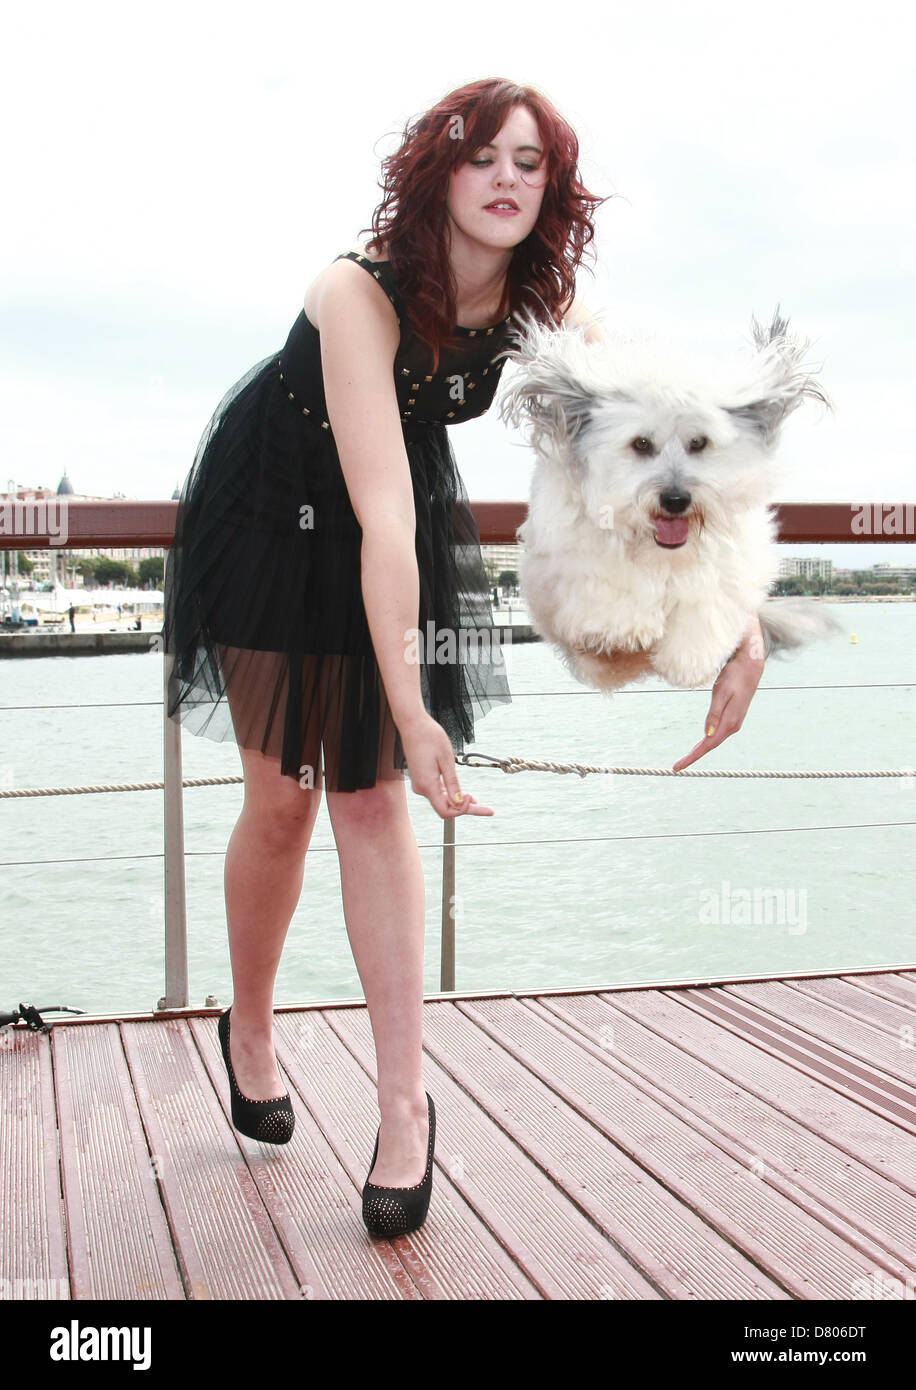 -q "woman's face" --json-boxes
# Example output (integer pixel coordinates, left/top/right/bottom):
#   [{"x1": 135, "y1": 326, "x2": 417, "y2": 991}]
[{"x1": 446, "y1": 104, "x2": 548, "y2": 257}]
